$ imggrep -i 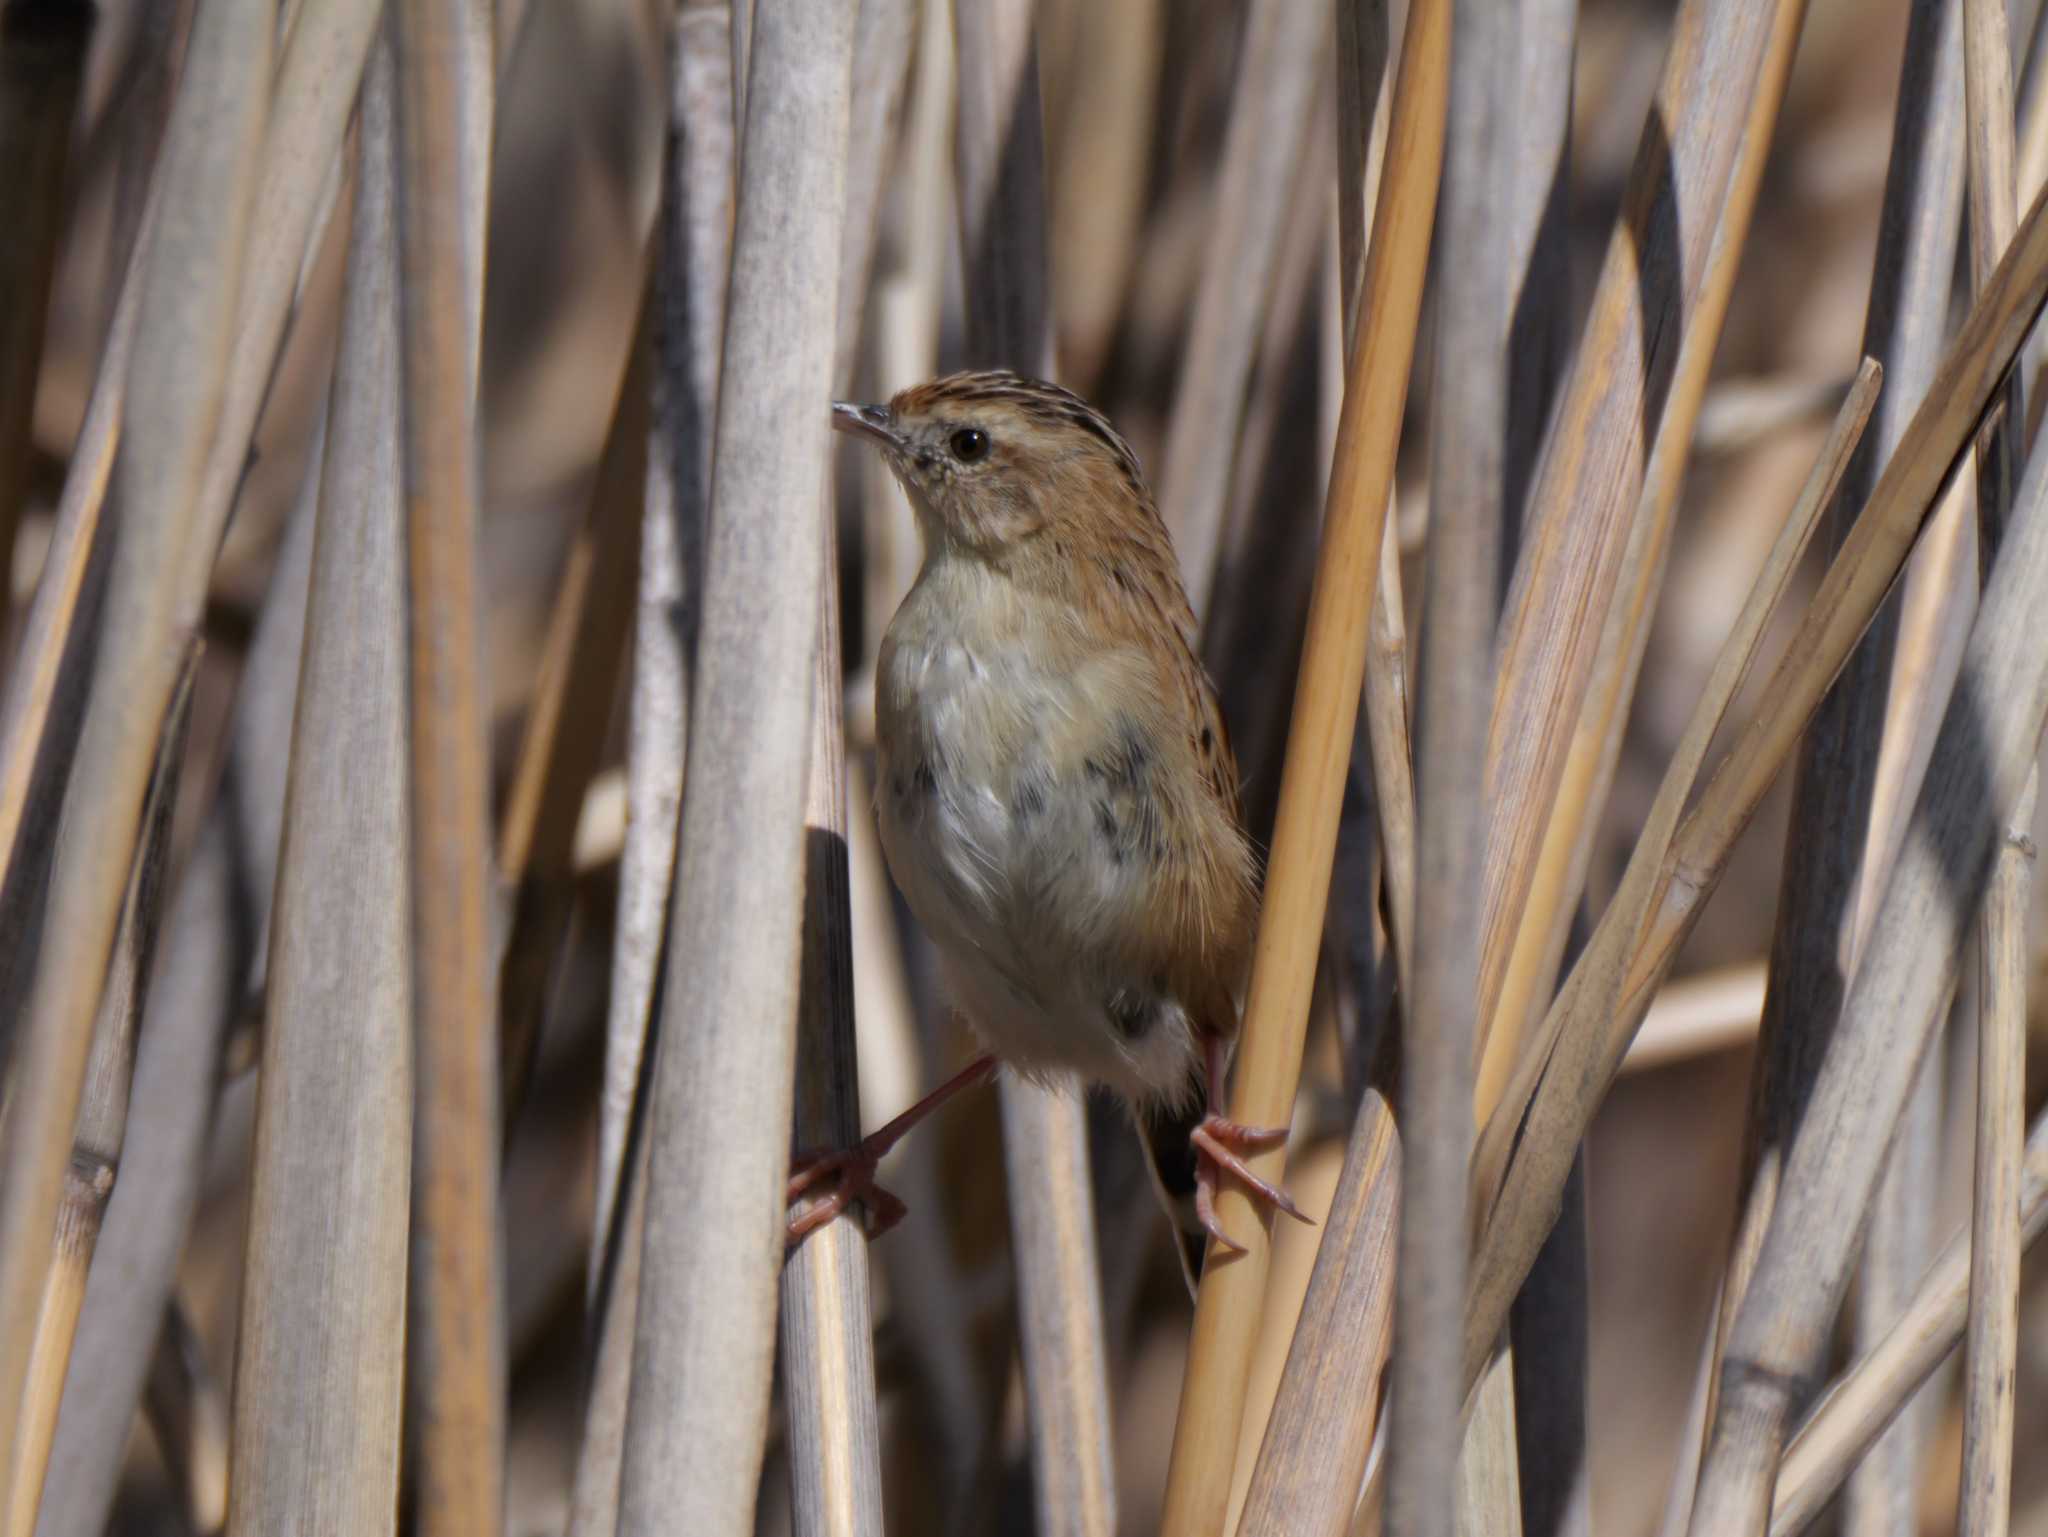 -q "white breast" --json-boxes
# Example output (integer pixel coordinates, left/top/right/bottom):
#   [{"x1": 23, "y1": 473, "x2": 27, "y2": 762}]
[{"x1": 871, "y1": 563, "x2": 1202, "y2": 1106}]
